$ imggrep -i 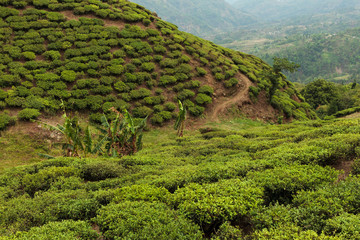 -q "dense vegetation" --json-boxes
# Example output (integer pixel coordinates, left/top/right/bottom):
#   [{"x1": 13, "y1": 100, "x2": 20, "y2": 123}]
[
  {"x1": 249, "y1": 28, "x2": 360, "y2": 83},
  {"x1": 1, "y1": 118, "x2": 360, "y2": 239},
  {"x1": 0, "y1": 0, "x2": 314, "y2": 131}
]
